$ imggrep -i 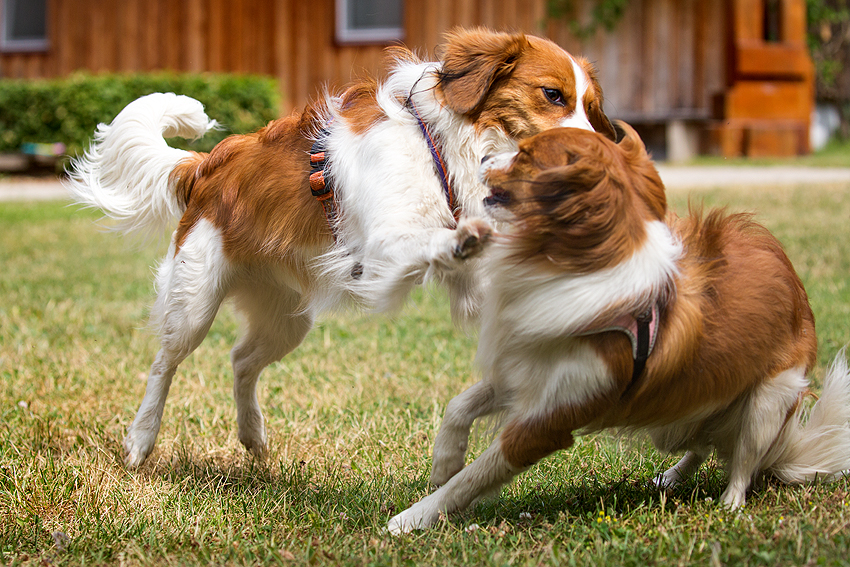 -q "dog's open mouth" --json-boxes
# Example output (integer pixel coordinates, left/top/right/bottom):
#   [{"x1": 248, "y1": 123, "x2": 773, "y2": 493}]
[{"x1": 484, "y1": 189, "x2": 510, "y2": 207}]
